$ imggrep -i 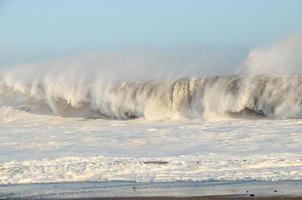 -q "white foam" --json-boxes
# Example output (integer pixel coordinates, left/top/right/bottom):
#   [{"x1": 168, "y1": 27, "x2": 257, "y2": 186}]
[
  {"x1": 1, "y1": 154, "x2": 302, "y2": 184},
  {"x1": 0, "y1": 111, "x2": 302, "y2": 184}
]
